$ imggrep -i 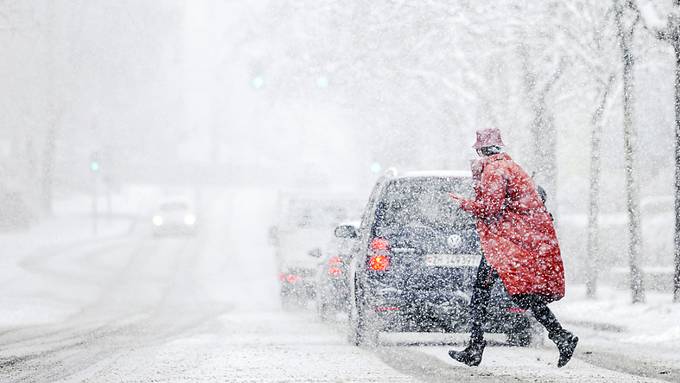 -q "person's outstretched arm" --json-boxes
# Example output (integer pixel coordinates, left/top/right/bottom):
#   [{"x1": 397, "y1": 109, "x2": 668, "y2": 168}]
[{"x1": 456, "y1": 166, "x2": 506, "y2": 219}]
